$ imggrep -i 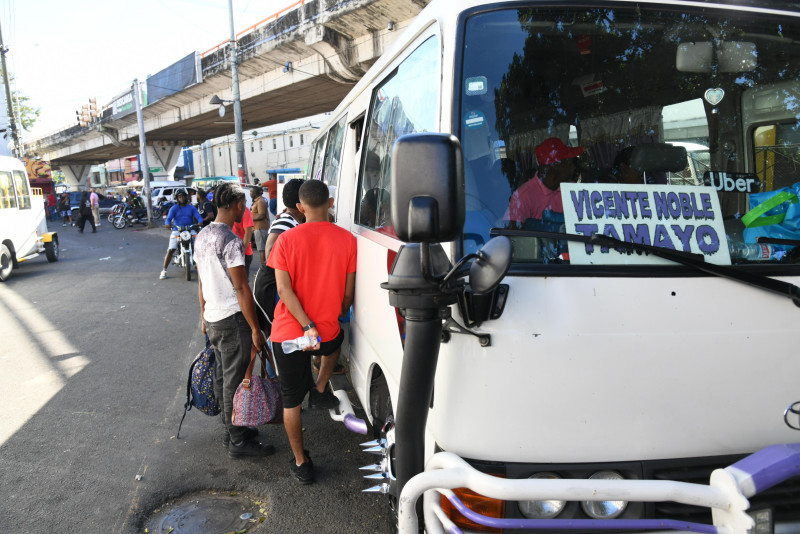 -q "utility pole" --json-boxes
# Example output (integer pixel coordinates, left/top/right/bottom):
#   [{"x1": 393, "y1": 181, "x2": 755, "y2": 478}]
[
  {"x1": 228, "y1": 0, "x2": 247, "y2": 185},
  {"x1": 0, "y1": 18, "x2": 20, "y2": 158},
  {"x1": 132, "y1": 78, "x2": 154, "y2": 225}
]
